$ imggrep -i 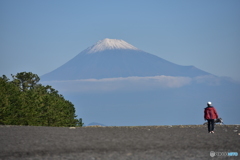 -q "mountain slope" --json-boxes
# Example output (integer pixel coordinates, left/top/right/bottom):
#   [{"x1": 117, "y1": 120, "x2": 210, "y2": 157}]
[
  {"x1": 41, "y1": 39, "x2": 211, "y2": 81},
  {"x1": 40, "y1": 38, "x2": 240, "y2": 126}
]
